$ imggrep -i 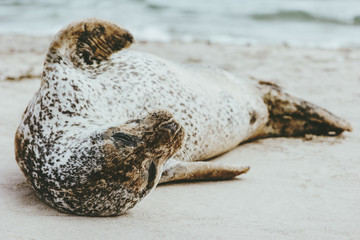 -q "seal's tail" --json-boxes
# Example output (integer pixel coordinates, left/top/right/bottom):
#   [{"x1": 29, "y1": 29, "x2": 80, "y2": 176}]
[{"x1": 257, "y1": 81, "x2": 352, "y2": 138}]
